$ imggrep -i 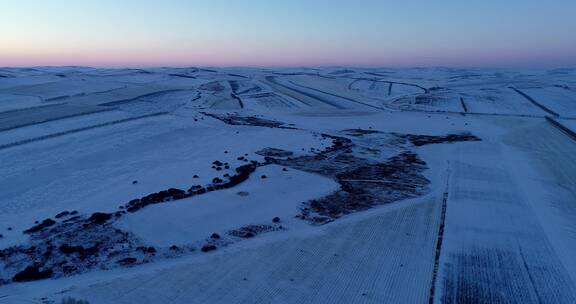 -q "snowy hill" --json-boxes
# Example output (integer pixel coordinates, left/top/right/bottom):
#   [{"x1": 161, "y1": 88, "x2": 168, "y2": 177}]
[{"x1": 1, "y1": 67, "x2": 576, "y2": 303}]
